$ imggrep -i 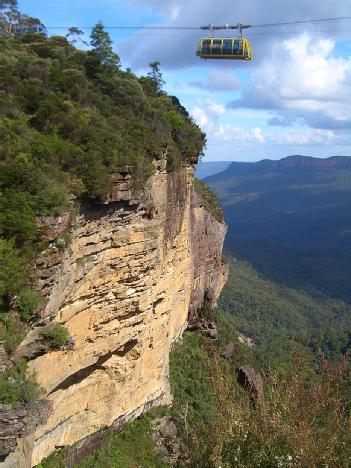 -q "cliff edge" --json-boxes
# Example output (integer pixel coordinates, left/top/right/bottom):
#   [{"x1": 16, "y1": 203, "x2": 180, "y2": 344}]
[{"x1": 3, "y1": 158, "x2": 227, "y2": 467}]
